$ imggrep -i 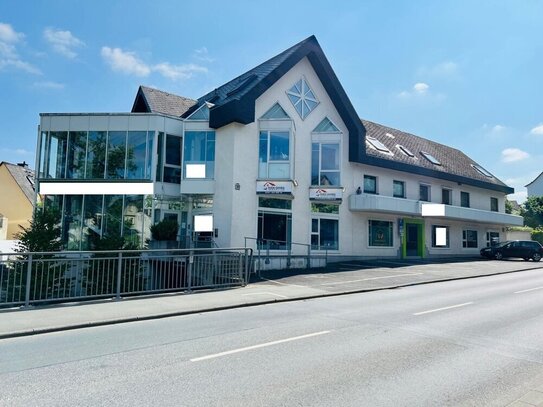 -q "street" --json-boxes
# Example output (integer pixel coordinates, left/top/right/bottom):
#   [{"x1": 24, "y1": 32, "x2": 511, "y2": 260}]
[{"x1": 1, "y1": 267, "x2": 543, "y2": 406}]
